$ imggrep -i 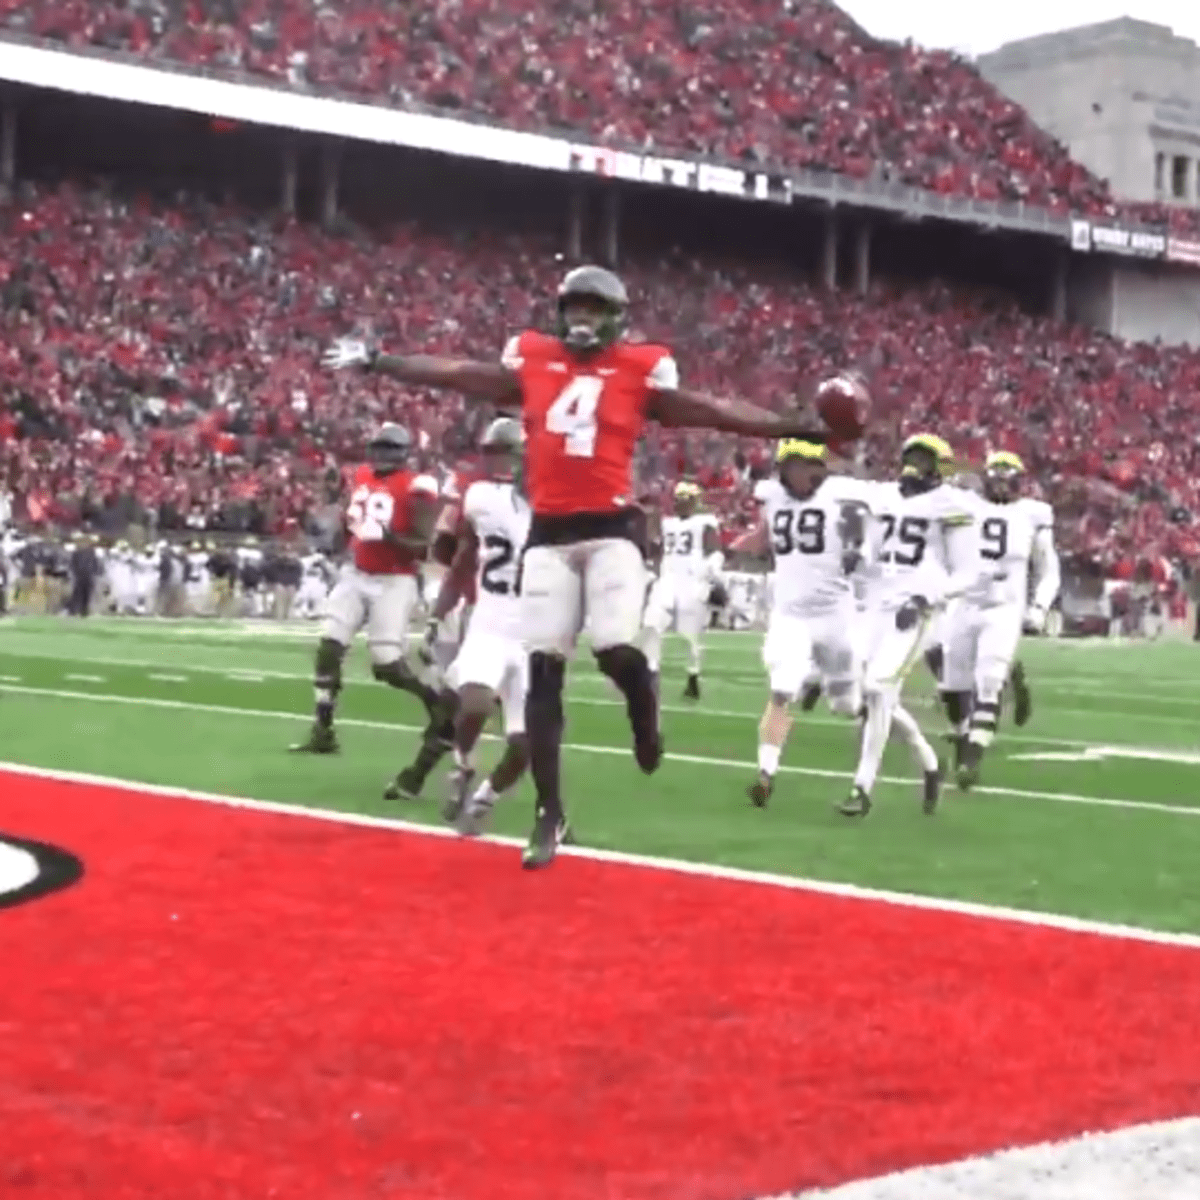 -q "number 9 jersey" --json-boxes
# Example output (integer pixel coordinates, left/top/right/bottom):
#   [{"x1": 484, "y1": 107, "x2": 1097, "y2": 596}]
[{"x1": 502, "y1": 330, "x2": 678, "y2": 516}]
